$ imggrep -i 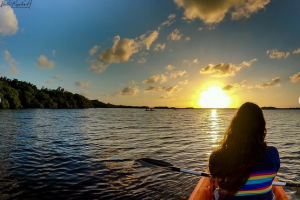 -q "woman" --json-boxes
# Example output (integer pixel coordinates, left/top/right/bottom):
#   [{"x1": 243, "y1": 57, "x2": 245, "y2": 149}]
[{"x1": 209, "y1": 102, "x2": 280, "y2": 200}]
